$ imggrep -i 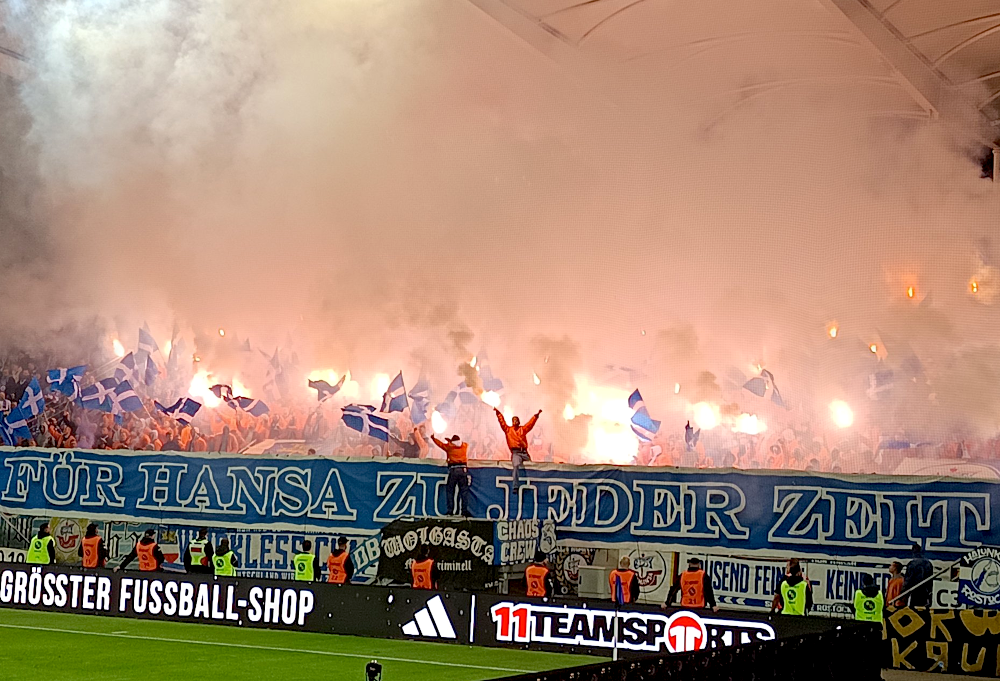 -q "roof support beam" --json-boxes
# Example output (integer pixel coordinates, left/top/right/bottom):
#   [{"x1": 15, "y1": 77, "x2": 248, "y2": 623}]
[{"x1": 818, "y1": 0, "x2": 993, "y2": 142}]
